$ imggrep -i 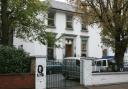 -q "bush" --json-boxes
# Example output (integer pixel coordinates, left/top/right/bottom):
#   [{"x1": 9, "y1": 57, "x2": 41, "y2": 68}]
[{"x1": 0, "y1": 46, "x2": 31, "y2": 73}]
